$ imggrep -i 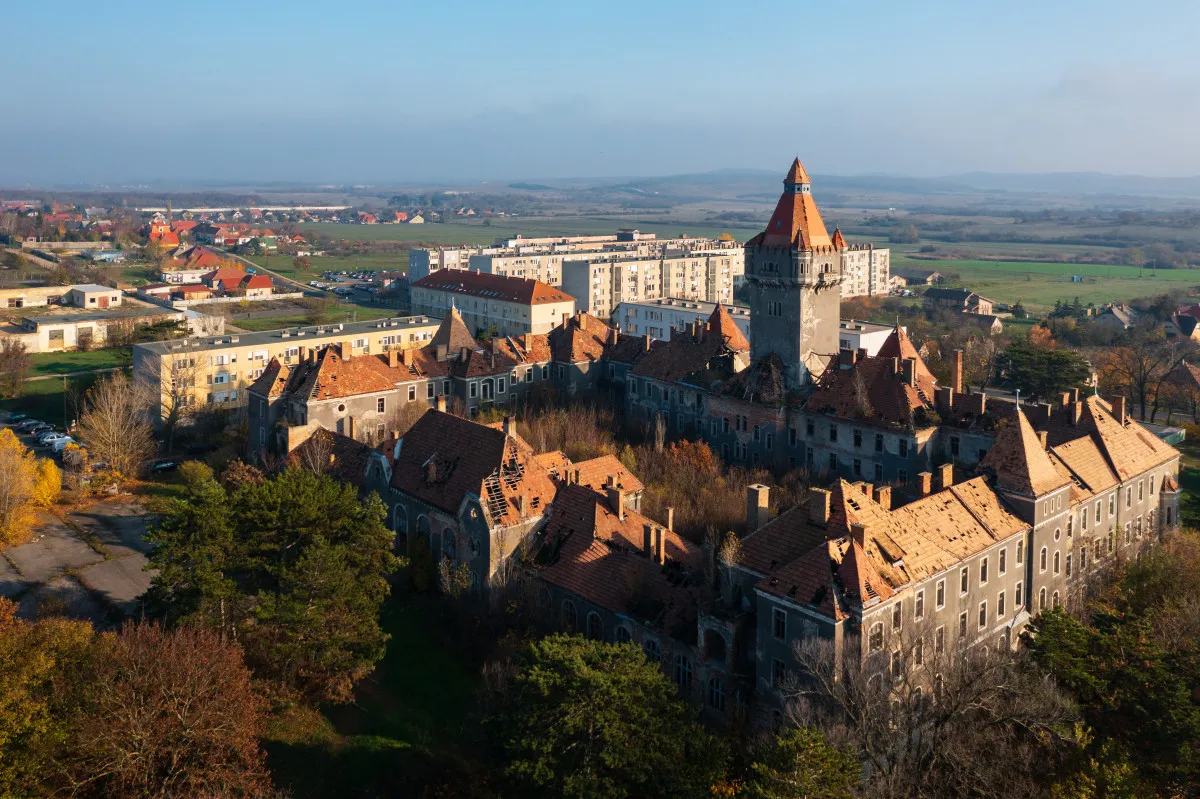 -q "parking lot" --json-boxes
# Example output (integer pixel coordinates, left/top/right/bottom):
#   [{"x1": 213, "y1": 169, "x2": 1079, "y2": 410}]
[
  {"x1": 308, "y1": 268, "x2": 383, "y2": 298},
  {"x1": 0, "y1": 413, "x2": 156, "y2": 624}
]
